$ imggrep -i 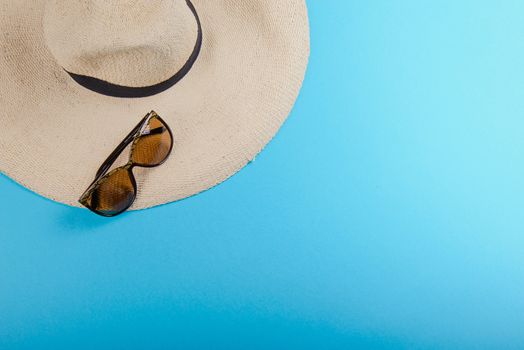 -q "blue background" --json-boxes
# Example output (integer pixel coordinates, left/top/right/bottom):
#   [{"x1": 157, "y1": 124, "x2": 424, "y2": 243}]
[{"x1": 2, "y1": 1, "x2": 524, "y2": 349}]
